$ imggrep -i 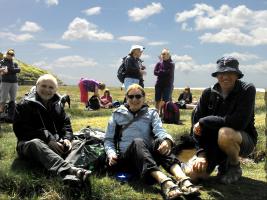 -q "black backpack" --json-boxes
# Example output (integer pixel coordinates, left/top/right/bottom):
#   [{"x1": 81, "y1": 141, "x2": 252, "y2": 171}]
[
  {"x1": 117, "y1": 56, "x2": 127, "y2": 83},
  {"x1": 88, "y1": 95, "x2": 100, "y2": 110}
]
